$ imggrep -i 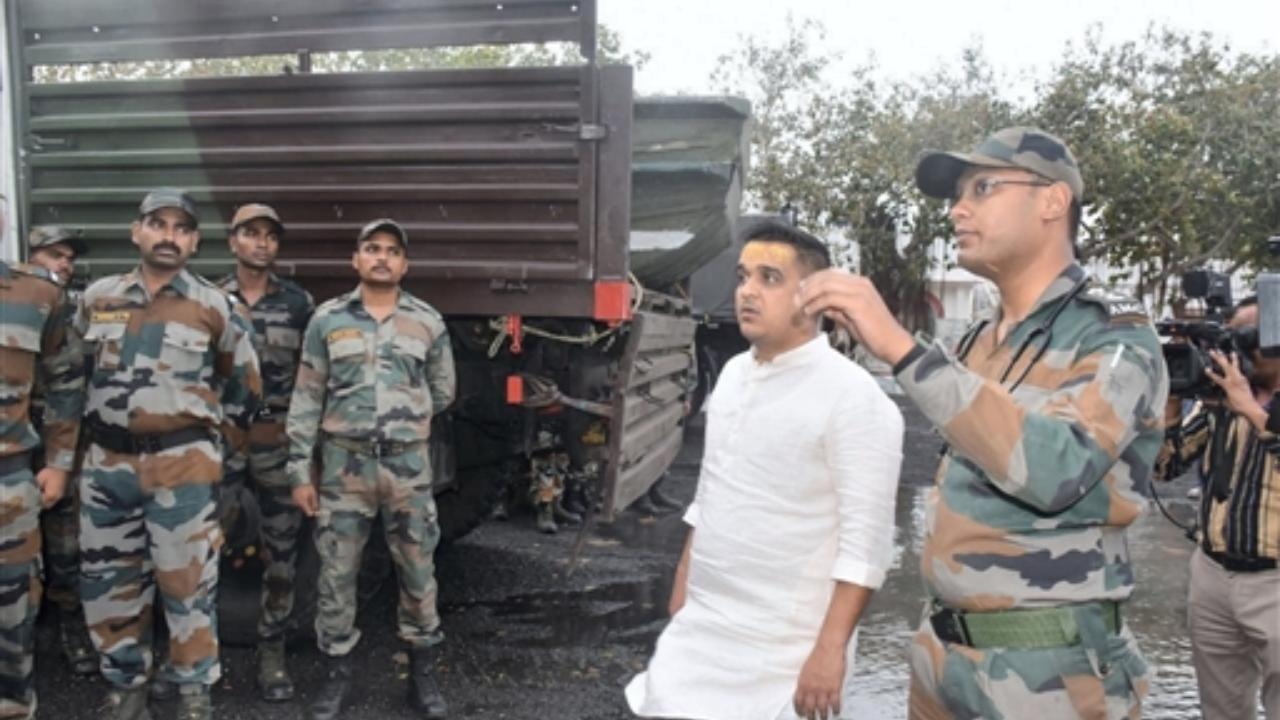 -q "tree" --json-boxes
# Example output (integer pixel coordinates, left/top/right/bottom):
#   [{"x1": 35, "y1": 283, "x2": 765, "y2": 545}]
[{"x1": 1031, "y1": 27, "x2": 1279, "y2": 308}]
